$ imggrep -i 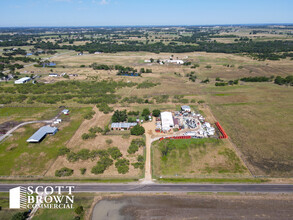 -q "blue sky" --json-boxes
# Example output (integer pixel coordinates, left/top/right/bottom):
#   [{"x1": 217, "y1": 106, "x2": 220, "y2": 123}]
[{"x1": 0, "y1": 0, "x2": 292, "y2": 27}]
